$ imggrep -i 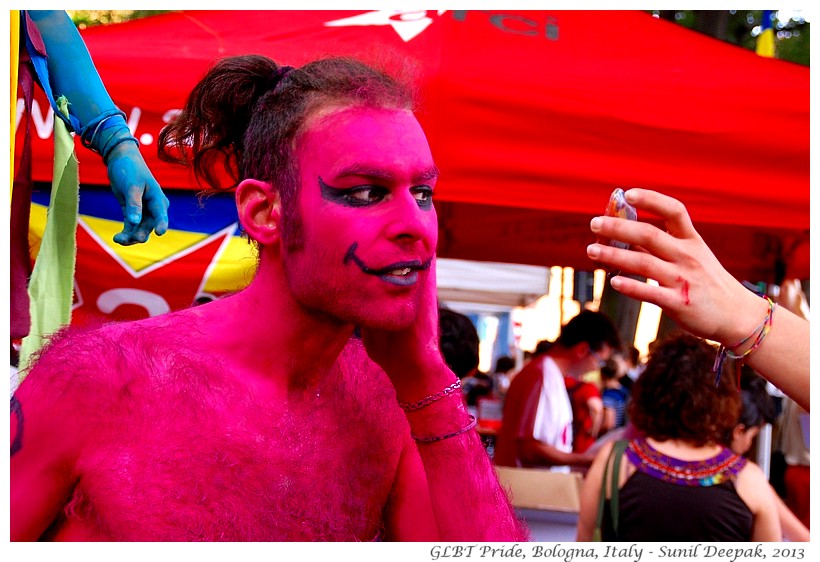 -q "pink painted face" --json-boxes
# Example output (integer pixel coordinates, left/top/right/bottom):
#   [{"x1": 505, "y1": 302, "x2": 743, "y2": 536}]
[{"x1": 282, "y1": 106, "x2": 439, "y2": 330}]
